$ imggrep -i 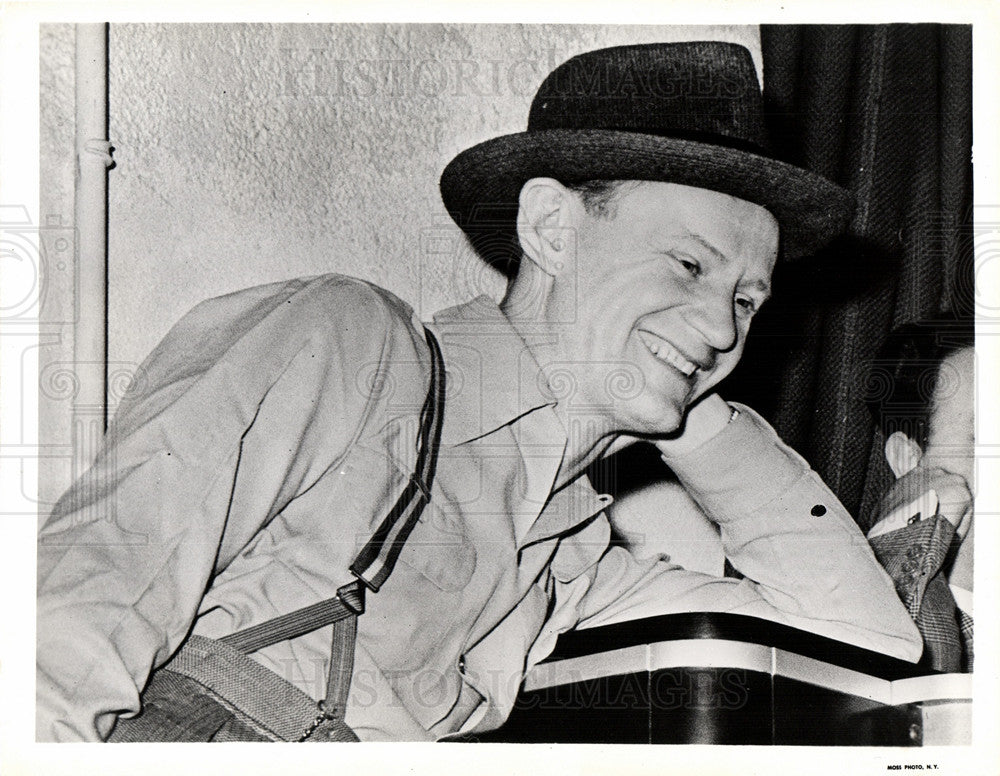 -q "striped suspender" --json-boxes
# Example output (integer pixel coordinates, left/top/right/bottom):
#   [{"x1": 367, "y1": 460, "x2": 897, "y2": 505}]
[
  {"x1": 349, "y1": 326, "x2": 446, "y2": 592},
  {"x1": 220, "y1": 325, "x2": 445, "y2": 650},
  {"x1": 216, "y1": 327, "x2": 445, "y2": 739}
]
